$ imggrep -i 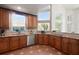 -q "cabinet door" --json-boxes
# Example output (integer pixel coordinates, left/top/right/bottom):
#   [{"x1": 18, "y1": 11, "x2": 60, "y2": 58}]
[
  {"x1": 32, "y1": 16, "x2": 37, "y2": 28},
  {"x1": 43, "y1": 35, "x2": 49, "y2": 45},
  {"x1": 62, "y1": 37, "x2": 70, "y2": 54},
  {"x1": 35, "y1": 34, "x2": 39, "y2": 44},
  {"x1": 27, "y1": 15, "x2": 33, "y2": 28},
  {"x1": 0, "y1": 38, "x2": 9, "y2": 53},
  {"x1": 38, "y1": 34, "x2": 43, "y2": 44},
  {"x1": 19, "y1": 36, "x2": 27, "y2": 48},
  {"x1": 10, "y1": 37, "x2": 19, "y2": 50},
  {"x1": 3, "y1": 9, "x2": 9, "y2": 28},
  {"x1": 49, "y1": 35, "x2": 55, "y2": 47},
  {"x1": 0, "y1": 9, "x2": 3, "y2": 27},
  {"x1": 54, "y1": 36, "x2": 62, "y2": 50},
  {"x1": 70, "y1": 39, "x2": 79, "y2": 55},
  {"x1": 27, "y1": 15, "x2": 37, "y2": 29},
  {"x1": 0, "y1": 8, "x2": 9, "y2": 29}
]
